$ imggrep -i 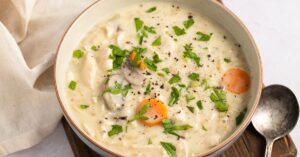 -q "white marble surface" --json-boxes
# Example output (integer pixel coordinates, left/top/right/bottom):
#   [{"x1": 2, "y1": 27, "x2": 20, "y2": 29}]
[{"x1": 6, "y1": 0, "x2": 300, "y2": 156}]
